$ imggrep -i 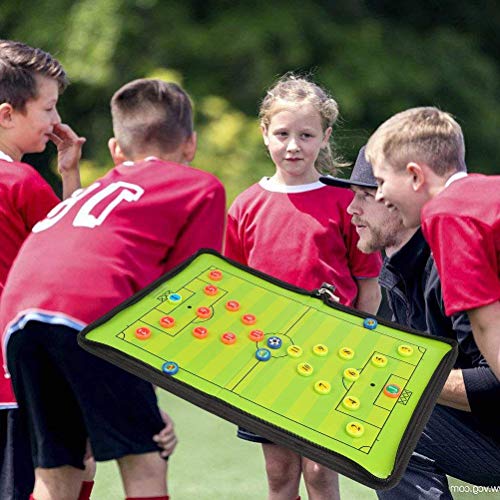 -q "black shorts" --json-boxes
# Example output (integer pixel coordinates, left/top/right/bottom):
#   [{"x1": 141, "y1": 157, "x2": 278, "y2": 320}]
[
  {"x1": 0, "y1": 409, "x2": 34, "y2": 500},
  {"x1": 236, "y1": 426, "x2": 273, "y2": 444},
  {"x1": 7, "y1": 321, "x2": 165, "y2": 469}
]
